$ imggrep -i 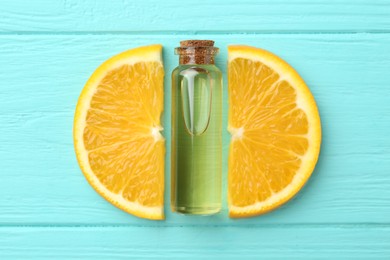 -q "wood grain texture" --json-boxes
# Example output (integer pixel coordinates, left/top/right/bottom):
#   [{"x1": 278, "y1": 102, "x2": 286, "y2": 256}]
[
  {"x1": 1, "y1": 0, "x2": 390, "y2": 258},
  {"x1": 0, "y1": 34, "x2": 389, "y2": 226},
  {"x1": 0, "y1": 226, "x2": 389, "y2": 259},
  {"x1": 0, "y1": 0, "x2": 390, "y2": 33}
]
